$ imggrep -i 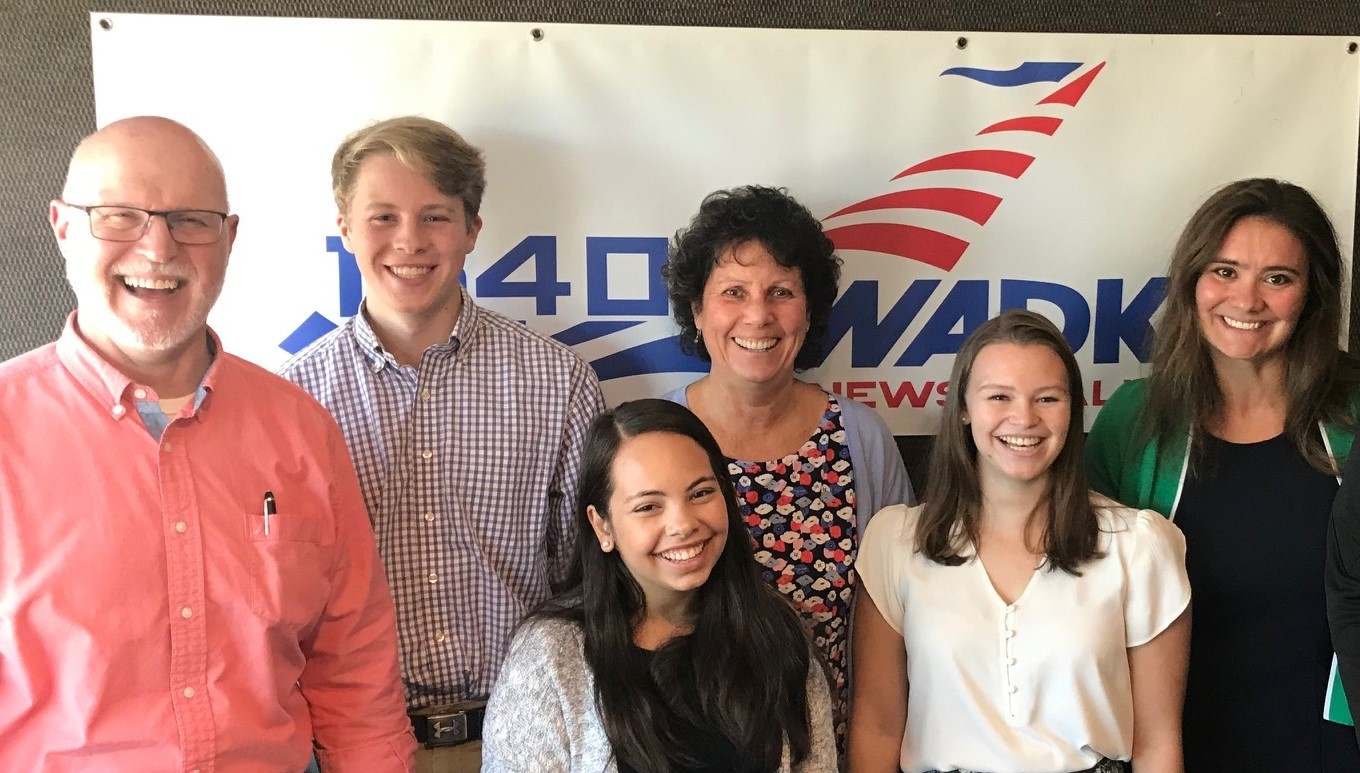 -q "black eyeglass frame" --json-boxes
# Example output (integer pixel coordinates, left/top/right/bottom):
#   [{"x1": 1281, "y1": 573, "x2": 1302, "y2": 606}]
[{"x1": 61, "y1": 201, "x2": 231, "y2": 245}]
